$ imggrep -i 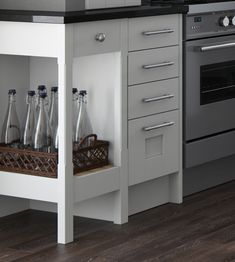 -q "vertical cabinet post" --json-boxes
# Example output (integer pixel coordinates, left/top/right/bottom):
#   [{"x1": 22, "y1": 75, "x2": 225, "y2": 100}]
[
  {"x1": 57, "y1": 24, "x2": 74, "y2": 244},
  {"x1": 113, "y1": 19, "x2": 129, "y2": 224}
]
